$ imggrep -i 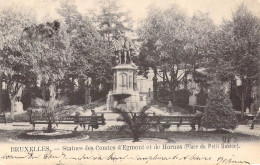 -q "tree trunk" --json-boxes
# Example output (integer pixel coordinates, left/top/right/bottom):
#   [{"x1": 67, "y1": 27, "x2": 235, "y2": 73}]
[
  {"x1": 108, "y1": 33, "x2": 111, "y2": 46},
  {"x1": 258, "y1": 78, "x2": 260, "y2": 103},
  {"x1": 85, "y1": 87, "x2": 91, "y2": 104},
  {"x1": 132, "y1": 131, "x2": 140, "y2": 142},
  {"x1": 47, "y1": 83, "x2": 56, "y2": 132},
  {"x1": 70, "y1": 77, "x2": 75, "y2": 92},
  {"x1": 8, "y1": 84, "x2": 25, "y2": 120},
  {"x1": 10, "y1": 97, "x2": 16, "y2": 120},
  {"x1": 184, "y1": 74, "x2": 188, "y2": 90},
  {"x1": 49, "y1": 83, "x2": 56, "y2": 102},
  {"x1": 241, "y1": 97, "x2": 245, "y2": 120},
  {"x1": 170, "y1": 83, "x2": 177, "y2": 104},
  {"x1": 133, "y1": 136, "x2": 139, "y2": 142},
  {"x1": 240, "y1": 79, "x2": 251, "y2": 120},
  {"x1": 153, "y1": 67, "x2": 158, "y2": 102},
  {"x1": 163, "y1": 71, "x2": 165, "y2": 83},
  {"x1": 41, "y1": 84, "x2": 47, "y2": 100},
  {"x1": 256, "y1": 42, "x2": 260, "y2": 102},
  {"x1": 47, "y1": 120, "x2": 53, "y2": 133},
  {"x1": 0, "y1": 76, "x2": 2, "y2": 113}
]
